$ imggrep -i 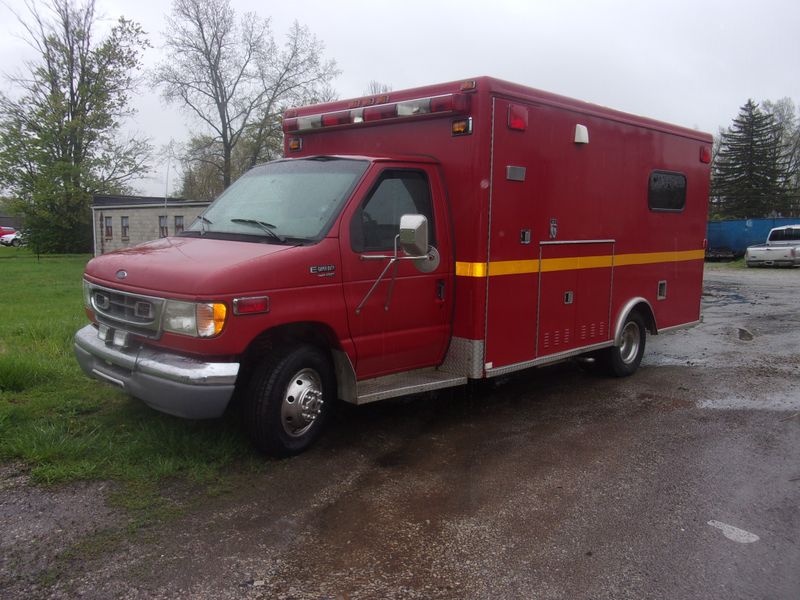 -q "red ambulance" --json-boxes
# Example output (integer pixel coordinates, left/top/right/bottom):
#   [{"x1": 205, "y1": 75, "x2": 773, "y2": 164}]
[{"x1": 75, "y1": 77, "x2": 712, "y2": 455}]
